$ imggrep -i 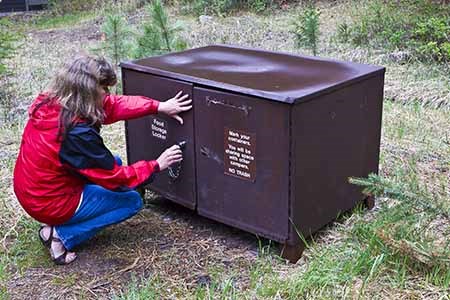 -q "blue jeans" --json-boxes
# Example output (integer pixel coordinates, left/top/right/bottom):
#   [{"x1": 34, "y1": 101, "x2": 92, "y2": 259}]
[{"x1": 55, "y1": 156, "x2": 143, "y2": 250}]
